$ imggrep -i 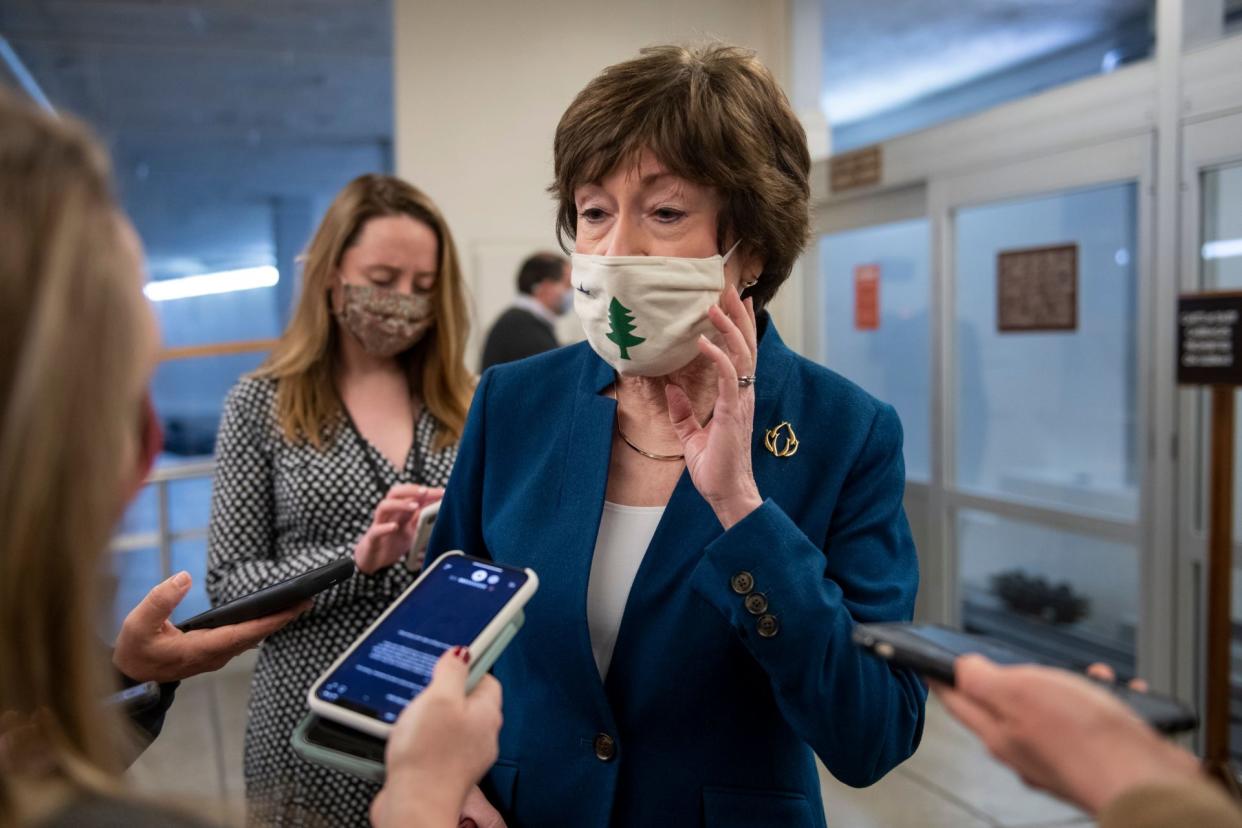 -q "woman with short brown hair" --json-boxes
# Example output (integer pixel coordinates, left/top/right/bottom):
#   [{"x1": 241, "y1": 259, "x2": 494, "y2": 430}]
[
  {"x1": 551, "y1": 43, "x2": 812, "y2": 313},
  {"x1": 207, "y1": 174, "x2": 474, "y2": 825},
  {"x1": 432, "y1": 43, "x2": 925, "y2": 827}
]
